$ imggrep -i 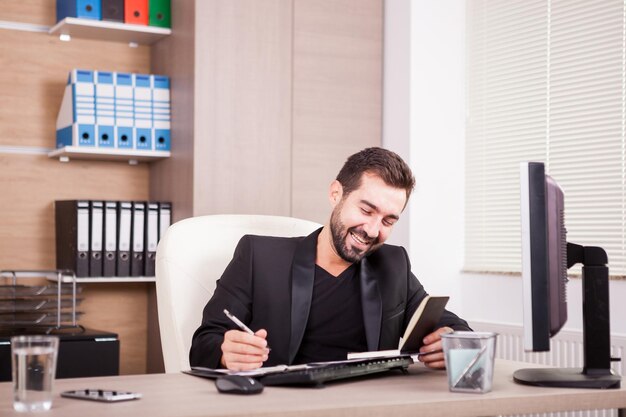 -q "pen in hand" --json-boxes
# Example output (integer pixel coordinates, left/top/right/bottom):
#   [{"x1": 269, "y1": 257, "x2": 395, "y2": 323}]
[{"x1": 223, "y1": 309, "x2": 271, "y2": 351}]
